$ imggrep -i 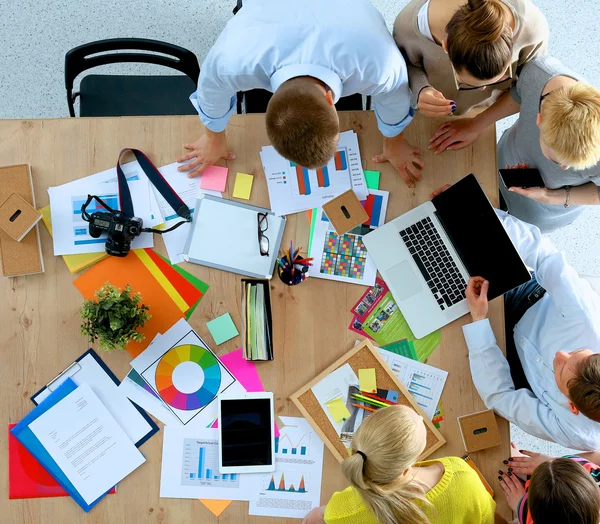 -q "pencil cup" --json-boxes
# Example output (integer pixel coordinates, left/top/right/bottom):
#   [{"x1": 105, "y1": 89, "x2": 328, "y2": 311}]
[{"x1": 276, "y1": 265, "x2": 306, "y2": 286}]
